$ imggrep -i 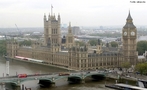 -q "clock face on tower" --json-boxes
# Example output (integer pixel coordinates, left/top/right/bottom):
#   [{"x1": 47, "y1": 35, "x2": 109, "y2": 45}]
[
  {"x1": 124, "y1": 32, "x2": 127, "y2": 36},
  {"x1": 131, "y1": 31, "x2": 135, "y2": 36}
]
